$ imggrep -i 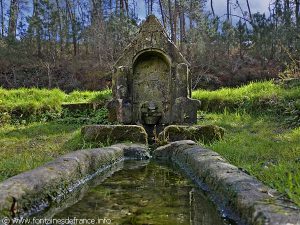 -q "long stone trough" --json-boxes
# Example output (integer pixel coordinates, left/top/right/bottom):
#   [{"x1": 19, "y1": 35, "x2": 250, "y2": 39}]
[{"x1": 0, "y1": 141, "x2": 299, "y2": 225}]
